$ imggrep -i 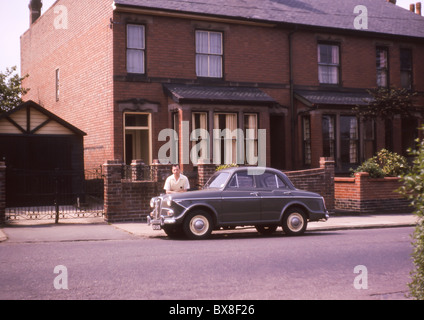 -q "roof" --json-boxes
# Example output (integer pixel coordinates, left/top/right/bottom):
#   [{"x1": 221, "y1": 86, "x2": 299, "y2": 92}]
[
  {"x1": 0, "y1": 100, "x2": 87, "y2": 136},
  {"x1": 163, "y1": 84, "x2": 277, "y2": 105},
  {"x1": 114, "y1": 0, "x2": 424, "y2": 39},
  {"x1": 295, "y1": 90, "x2": 373, "y2": 106}
]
